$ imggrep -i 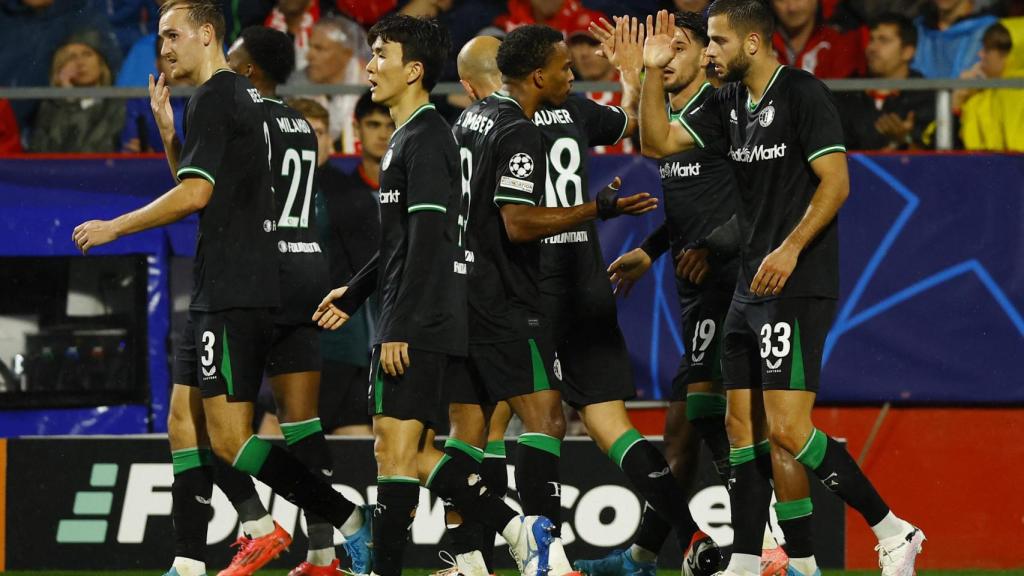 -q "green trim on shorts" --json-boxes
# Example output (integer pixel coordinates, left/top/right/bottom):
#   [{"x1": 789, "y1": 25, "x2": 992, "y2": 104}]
[
  {"x1": 233, "y1": 435, "x2": 272, "y2": 475},
  {"x1": 518, "y1": 433, "x2": 561, "y2": 457},
  {"x1": 729, "y1": 444, "x2": 756, "y2": 466},
  {"x1": 608, "y1": 428, "x2": 645, "y2": 469},
  {"x1": 685, "y1": 392, "x2": 727, "y2": 421},
  {"x1": 528, "y1": 338, "x2": 550, "y2": 392},
  {"x1": 444, "y1": 438, "x2": 484, "y2": 463},
  {"x1": 280, "y1": 417, "x2": 323, "y2": 446},
  {"x1": 220, "y1": 326, "x2": 234, "y2": 397},
  {"x1": 373, "y1": 359, "x2": 384, "y2": 415},
  {"x1": 425, "y1": 454, "x2": 451, "y2": 488},
  {"x1": 485, "y1": 440, "x2": 507, "y2": 458},
  {"x1": 795, "y1": 428, "x2": 827, "y2": 470},
  {"x1": 171, "y1": 447, "x2": 213, "y2": 475},
  {"x1": 377, "y1": 475, "x2": 420, "y2": 484},
  {"x1": 790, "y1": 320, "x2": 806, "y2": 390},
  {"x1": 775, "y1": 497, "x2": 813, "y2": 521}
]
